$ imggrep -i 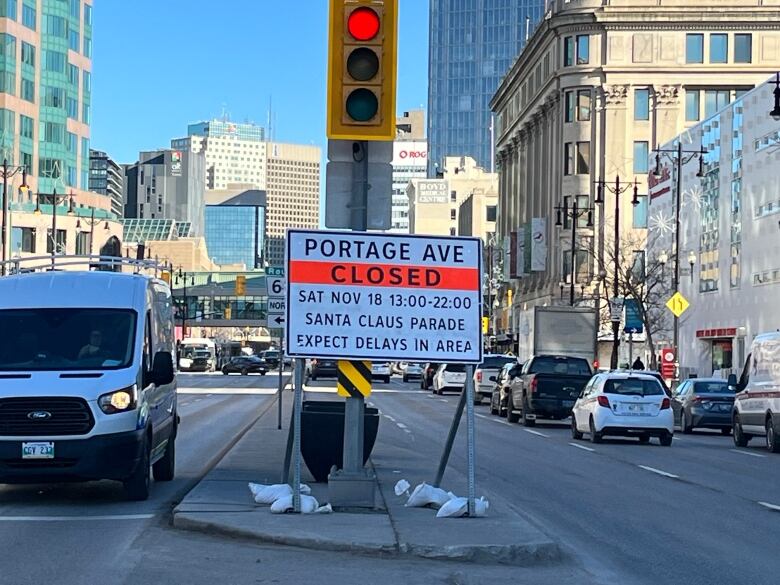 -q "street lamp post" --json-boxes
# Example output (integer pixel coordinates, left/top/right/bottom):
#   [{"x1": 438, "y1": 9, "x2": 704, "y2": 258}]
[
  {"x1": 594, "y1": 176, "x2": 641, "y2": 369},
  {"x1": 76, "y1": 207, "x2": 110, "y2": 255},
  {"x1": 0, "y1": 159, "x2": 29, "y2": 276},
  {"x1": 653, "y1": 142, "x2": 706, "y2": 375},
  {"x1": 555, "y1": 197, "x2": 594, "y2": 306},
  {"x1": 34, "y1": 189, "x2": 76, "y2": 270},
  {"x1": 175, "y1": 268, "x2": 195, "y2": 339}
]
